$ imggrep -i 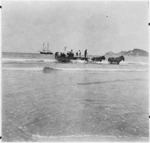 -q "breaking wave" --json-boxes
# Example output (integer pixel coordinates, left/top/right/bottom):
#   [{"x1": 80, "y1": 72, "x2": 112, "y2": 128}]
[
  {"x1": 2, "y1": 58, "x2": 149, "y2": 65},
  {"x1": 32, "y1": 134, "x2": 148, "y2": 141},
  {"x1": 71, "y1": 60, "x2": 148, "y2": 65},
  {"x1": 2, "y1": 67, "x2": 43, "y2": 71},
  {"x1": 121, "y1": 61, "x2": 149, "y2": 65},
  {"x1": 2, "y1": 58, "x2": 56, "y2": 63},
  {"x1": 89, "y1": 61, "x2": 149, "y2": 65},
  {"x1": 32, "y1": 134, "x2": 115, "y2": 138},
  {"x1": 2, "y1": 66, "x2": 148, "y2": 72},
  {"x1": 44, "y1": 67, "x2": 148, "y2": 72}
]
